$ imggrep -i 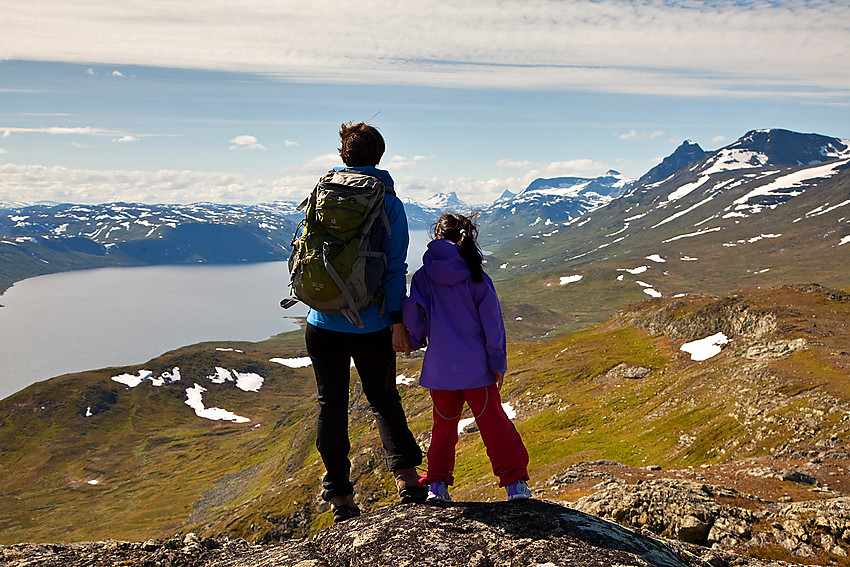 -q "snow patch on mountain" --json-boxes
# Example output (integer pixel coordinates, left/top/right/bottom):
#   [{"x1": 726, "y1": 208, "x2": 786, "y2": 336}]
[{"x1": 731, "y1": 158, "x2": 850, "y2": 209}]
